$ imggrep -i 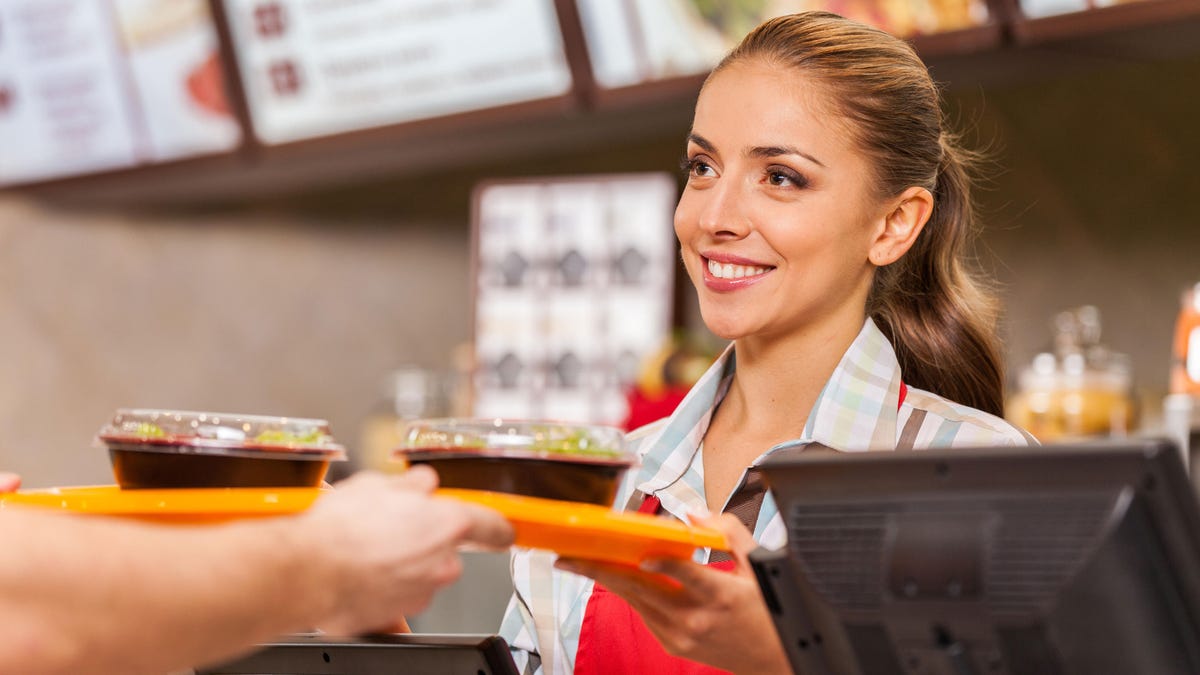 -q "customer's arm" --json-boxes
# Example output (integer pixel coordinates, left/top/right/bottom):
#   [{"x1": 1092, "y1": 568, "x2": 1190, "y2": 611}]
[{"x1": 0, "y1": 467, "x2": 512, "y2": 675}]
